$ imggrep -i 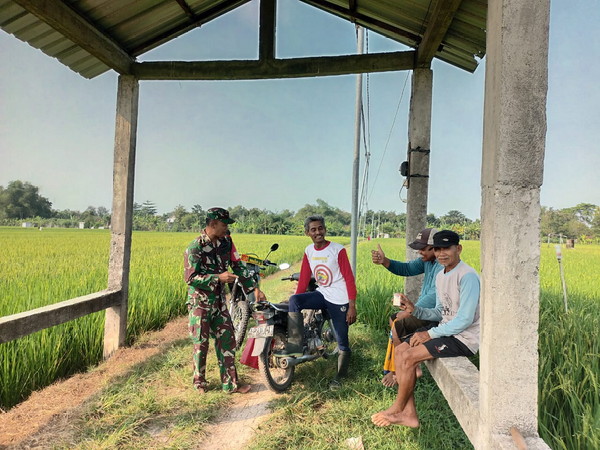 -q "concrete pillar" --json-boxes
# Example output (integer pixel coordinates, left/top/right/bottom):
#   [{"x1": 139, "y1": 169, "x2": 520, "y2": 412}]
[
  {"x1": 103, "y1": 75, "x2": 139, "y2": 359},
  {"x1": 405, "y1": 68, "x2": 432, "y2": 300},
  {"x1": 479, "y1": 0, "x2": 550, "y2": 448}
]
